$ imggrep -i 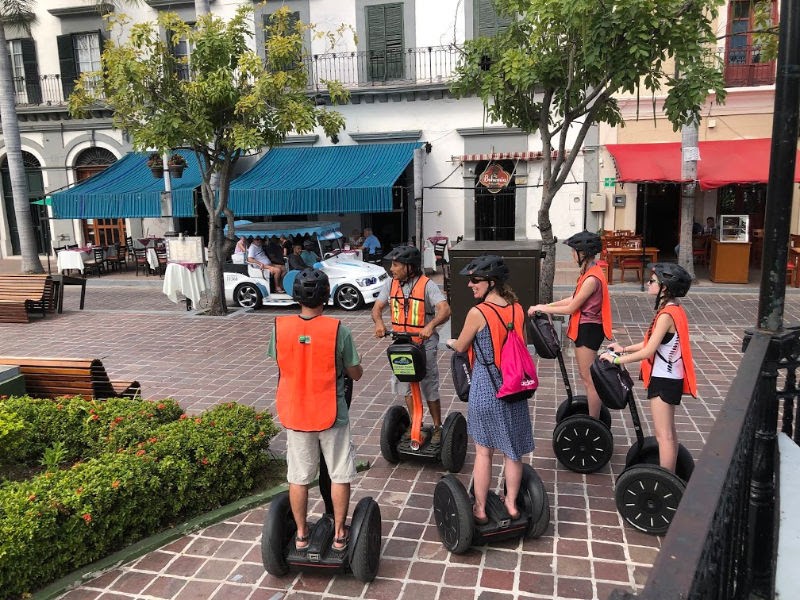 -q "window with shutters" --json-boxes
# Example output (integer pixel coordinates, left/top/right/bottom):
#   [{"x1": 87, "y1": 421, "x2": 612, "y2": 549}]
[
  {"x1": 724, "y1": 0, "x2": 776, "y2": 86},
  {"x1": 262, "y1": 11, "x2": 301, "y2": 71},
  {"x1": 6, "y1": 39, "x2": 40, "y2": 105},
  {"x1": 168, "y1": 25, "x2": 194, "y2": 81},
  {"x1": 57, "y1": 31, "x2": 103, "y2": 100},
  {"x1": 474, "y1": 0, "x2": 512, "y2": 39},
  {"x1": 366, "y1": 3, "x2": 404, "y2": 82}
]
